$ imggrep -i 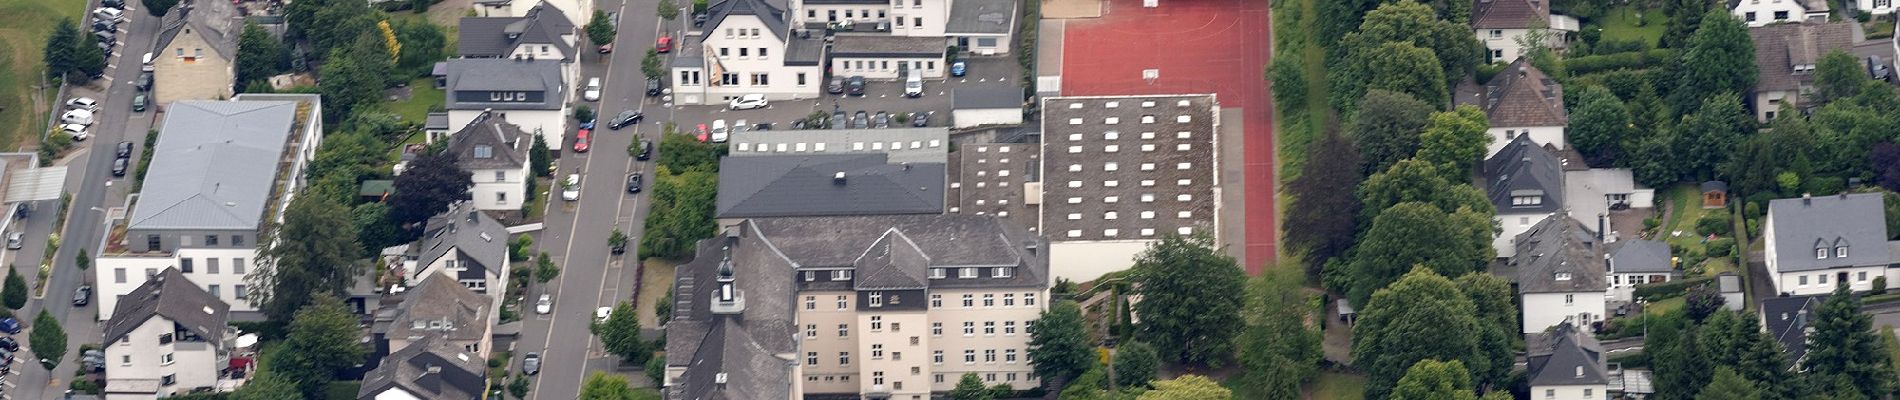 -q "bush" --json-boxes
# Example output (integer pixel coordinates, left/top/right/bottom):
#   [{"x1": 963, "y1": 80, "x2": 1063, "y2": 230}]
[
  {"x1": 1706, "y1": 238, "x2": 1736, "y2": 258},
  {"x1": 1876, "y1": 276, "x2": 1889, "y2": 295},
  {"x1": 1564, "y1": 49, "x2": 1676, "y2": 75},
  {"x1": 1643, "y1": 217, "x2": 1662, "y2": 232},
  {"x1": 510, "y1": 236, "x2": 534, "y2": 262},
  {"x1": 1571, "y1": 69, "x2": 1651, "y2": 100},
  {"x1": 1476, "y1": 62, "x2": 1508, "y2": 84},
  {"x1": 645, "y1": 354, "x2": 666, "y2": 384},
  {"x1": 1633, "y1": 276, "x2": 1717, "y2": 300},
  {"x1": 1696, "y1": 213, "x2": 1733, "y2": 237},
  {"x1": 1746, "y1": 218, "x2": 1761, "y2": 238}
]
